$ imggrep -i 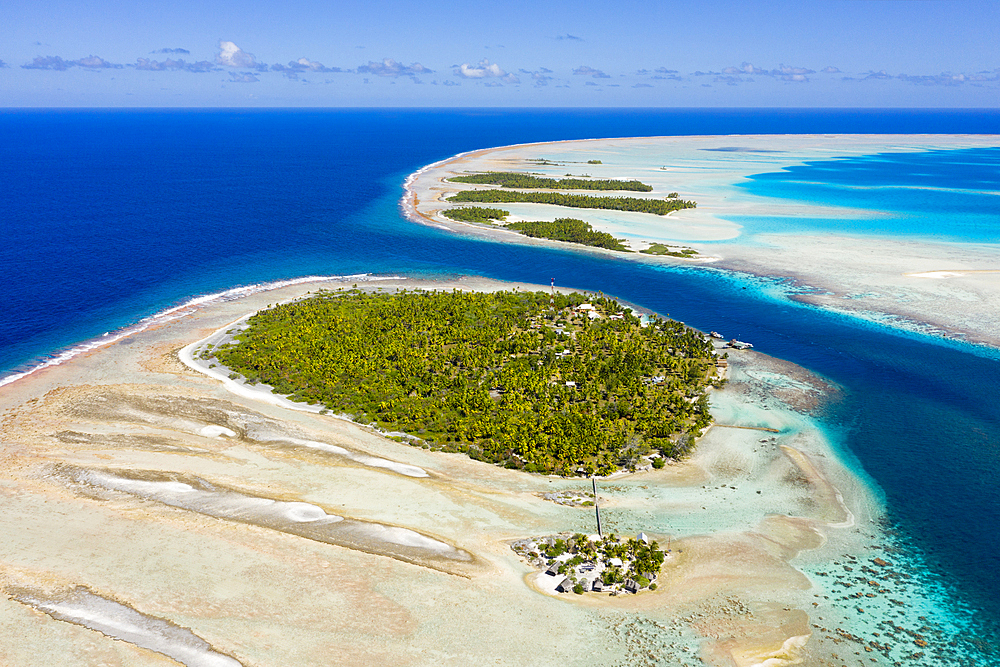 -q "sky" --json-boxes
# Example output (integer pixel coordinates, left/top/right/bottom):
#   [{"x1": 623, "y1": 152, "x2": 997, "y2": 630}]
[{"x1": 2, "y1": 0, "x2": 998, "y2": 107}]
